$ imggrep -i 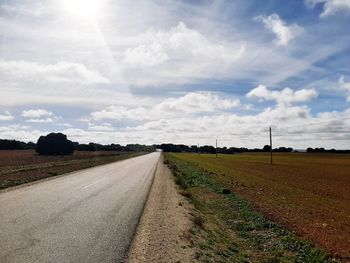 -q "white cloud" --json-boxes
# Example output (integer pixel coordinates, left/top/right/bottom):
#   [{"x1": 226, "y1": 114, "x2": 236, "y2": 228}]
[
  {"x1": 123, "y1": 22, "x2": 242, "y2": 68},
  {"x1": 247, "y1": 85, "x2": 318, "y2": 105},
  {"x1": 2, "y1": 100, "x2": 350, "y2": 149},
  {"x1": 0, "y1": 2, "x2": 341, "y2": 101},
  {"x1": 255, "y1": 14, "x2": 304, "y2": 46},
  {"x1": 91, "y1": 92, "x2": 240, "y2": 121},
  {"x1": 61, "y1": 123, "x2": 73, "y2": 127},
  {"x1": 88, "y1": 123, "x2": 114, "y2": 132},
  {"x1": 119, "y1": 105, "x2": 349, "y2": 148},
  {"x1": 0, "y1": 124, "x2": 41, "y2": 142},
  {"x1": 0, "y1": 60, "x2": 110, "y2": 85},
  {"x1": 339, "y1": 76, "x2": 350, "y2": 101},
  {"x1": 0, "y1": 111, "x2": 14, "y2": 121},
  {"x1": 155, "y1": 92, "x2": 240, "y2": 114},
  {"x1": 121, "y1": 22, "x2": 246, "y2": 86},
  {"x1": 26, "y1": 118, "x2": 54, "y2": 123},
  {"x1": 305, "y1": 0, "x2": 350, "y2": 17},
  {"x1": 21, "y1": 109, "x2": 60, "y2": 123},
  {"x1": 79, "y1": 90, "x2": 350, "y2": 149},
  {"x1": 124, "y1": 43, "x2": 169, "y2": 68},
  {"x1": 1, "y1": 3, "x2": 45, "y2": 17},
  {"x1": 91, "y1": 106, "x2": 149, "y2": 121},
  {"x1": 21, "y1": 109, "x2": 54, "y2": 118},
  {"x1": 258, "y1": 105, "x2": 311, "y2": 121},
  {"x1": 0, "y1": 61, "x2": 129, "y2": 106}
]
